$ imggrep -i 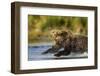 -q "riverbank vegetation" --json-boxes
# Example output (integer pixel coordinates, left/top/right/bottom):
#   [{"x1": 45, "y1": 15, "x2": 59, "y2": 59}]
[{"x1": 28, "y1": 15, "x2": 87, "y2": 43}]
